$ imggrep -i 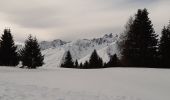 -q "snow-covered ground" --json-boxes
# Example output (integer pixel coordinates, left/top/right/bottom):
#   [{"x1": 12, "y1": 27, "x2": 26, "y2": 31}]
[{"x1": 0, "y1": 67, "x2": 170, "y2": 100}]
